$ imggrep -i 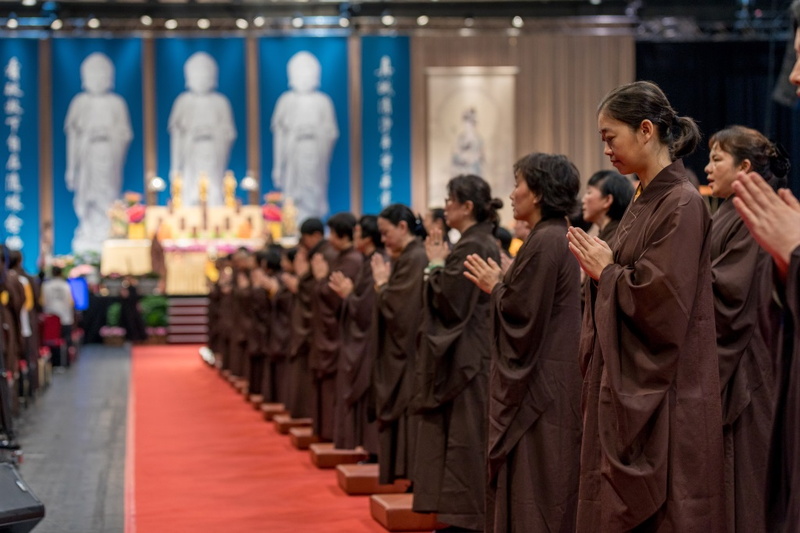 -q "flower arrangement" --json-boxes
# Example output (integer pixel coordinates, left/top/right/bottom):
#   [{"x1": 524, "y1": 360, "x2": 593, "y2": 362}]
[
  {"x1": 123, "y1": 191, "x2": 146, "y2": 238},
  {"x1": 262, "y1": 192, "x2": 283, "y2": 222},
  {"x1": 145, "y1": 326, "x2": 167, "y2": 337},
  {"x1": 99, "y1": 326, "x2": 126, "y2": 338}
]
